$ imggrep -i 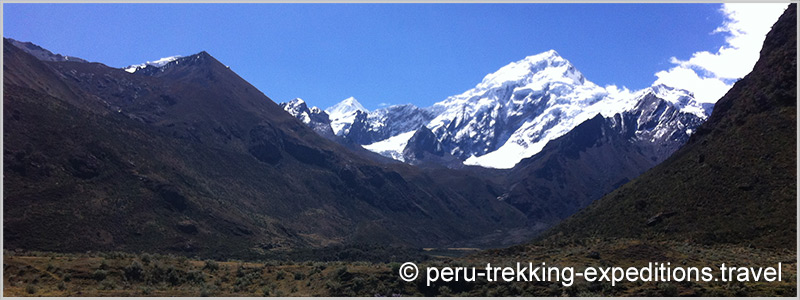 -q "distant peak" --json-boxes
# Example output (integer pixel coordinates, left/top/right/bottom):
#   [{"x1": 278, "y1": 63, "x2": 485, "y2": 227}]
[
  {"x1": 644, "y1": 84, "x2": 694, "y2": 99},
  {"x1": 638, "y1": 84, "x2": 708, "y2": 118},
  {"x1": 649, "y1": 83, "x2": 674, "y2": 93},
  {"x1": 536, "y1": 49, "x2": 561, "y2": 59},
  {"x1": 520, "y1": 49, "x2": 565, "y2": 63},
  {"x1": 282, "y1": 98, "x2": 308, "y2": 108},
  {"x1": 124, "y1": 55, "x2": 183, "y2": 73},
  {"x1": 122, "y1": 49, "x2": 220, "y2": 73},
  {"x1": 189, "y1": 51, "x2": 216, "y2": 62},
  {"x1": 341, "y1": 96, "x2": 362, "y2": 106},
  {"x1": 477, "y1": 49, "x2": 581, "y2": 90},
  {"x1": 326, "y1": 97, "x2": 368, "y2": 114}
]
